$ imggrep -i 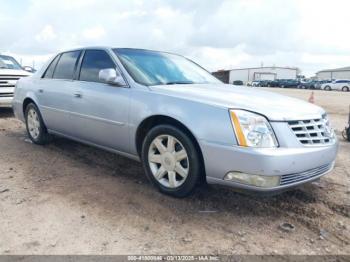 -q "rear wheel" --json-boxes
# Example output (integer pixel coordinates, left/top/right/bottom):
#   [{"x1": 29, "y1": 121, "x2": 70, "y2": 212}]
[
  {"x1": 342, "y1": 86, "x2": 349, "y2": 92},
  {"x1": 25, "y1": 103, "x2": 52, "y2": 145},
  {"x1": 141, "y1": 125, "x2": 201, "y2": 197},
  {"x1": 324, "y1": 85, "x2": 331, "y2": 91}
]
